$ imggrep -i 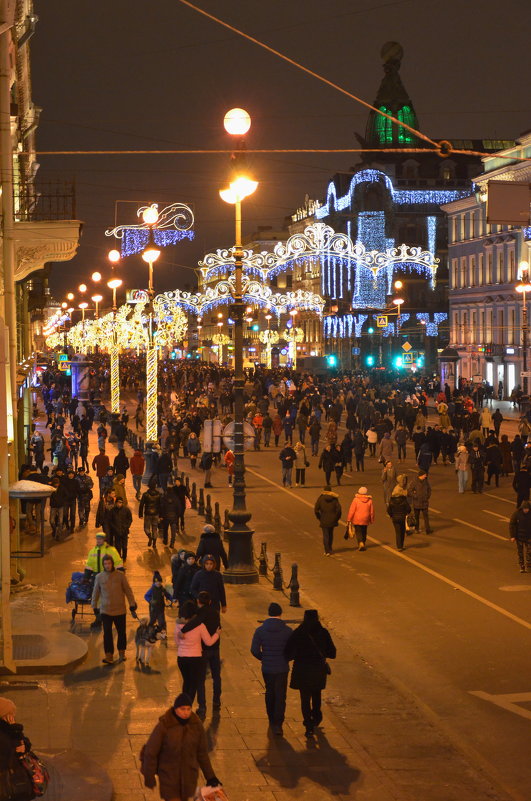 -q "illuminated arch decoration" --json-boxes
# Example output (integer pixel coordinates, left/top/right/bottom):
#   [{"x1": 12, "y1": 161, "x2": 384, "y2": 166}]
[
  {"x1": 416, "y1": 312, "x2": 448, "y2": 336},
  {"x1": 105, "y1": 202, "x2": 195, "y2": 257}
]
